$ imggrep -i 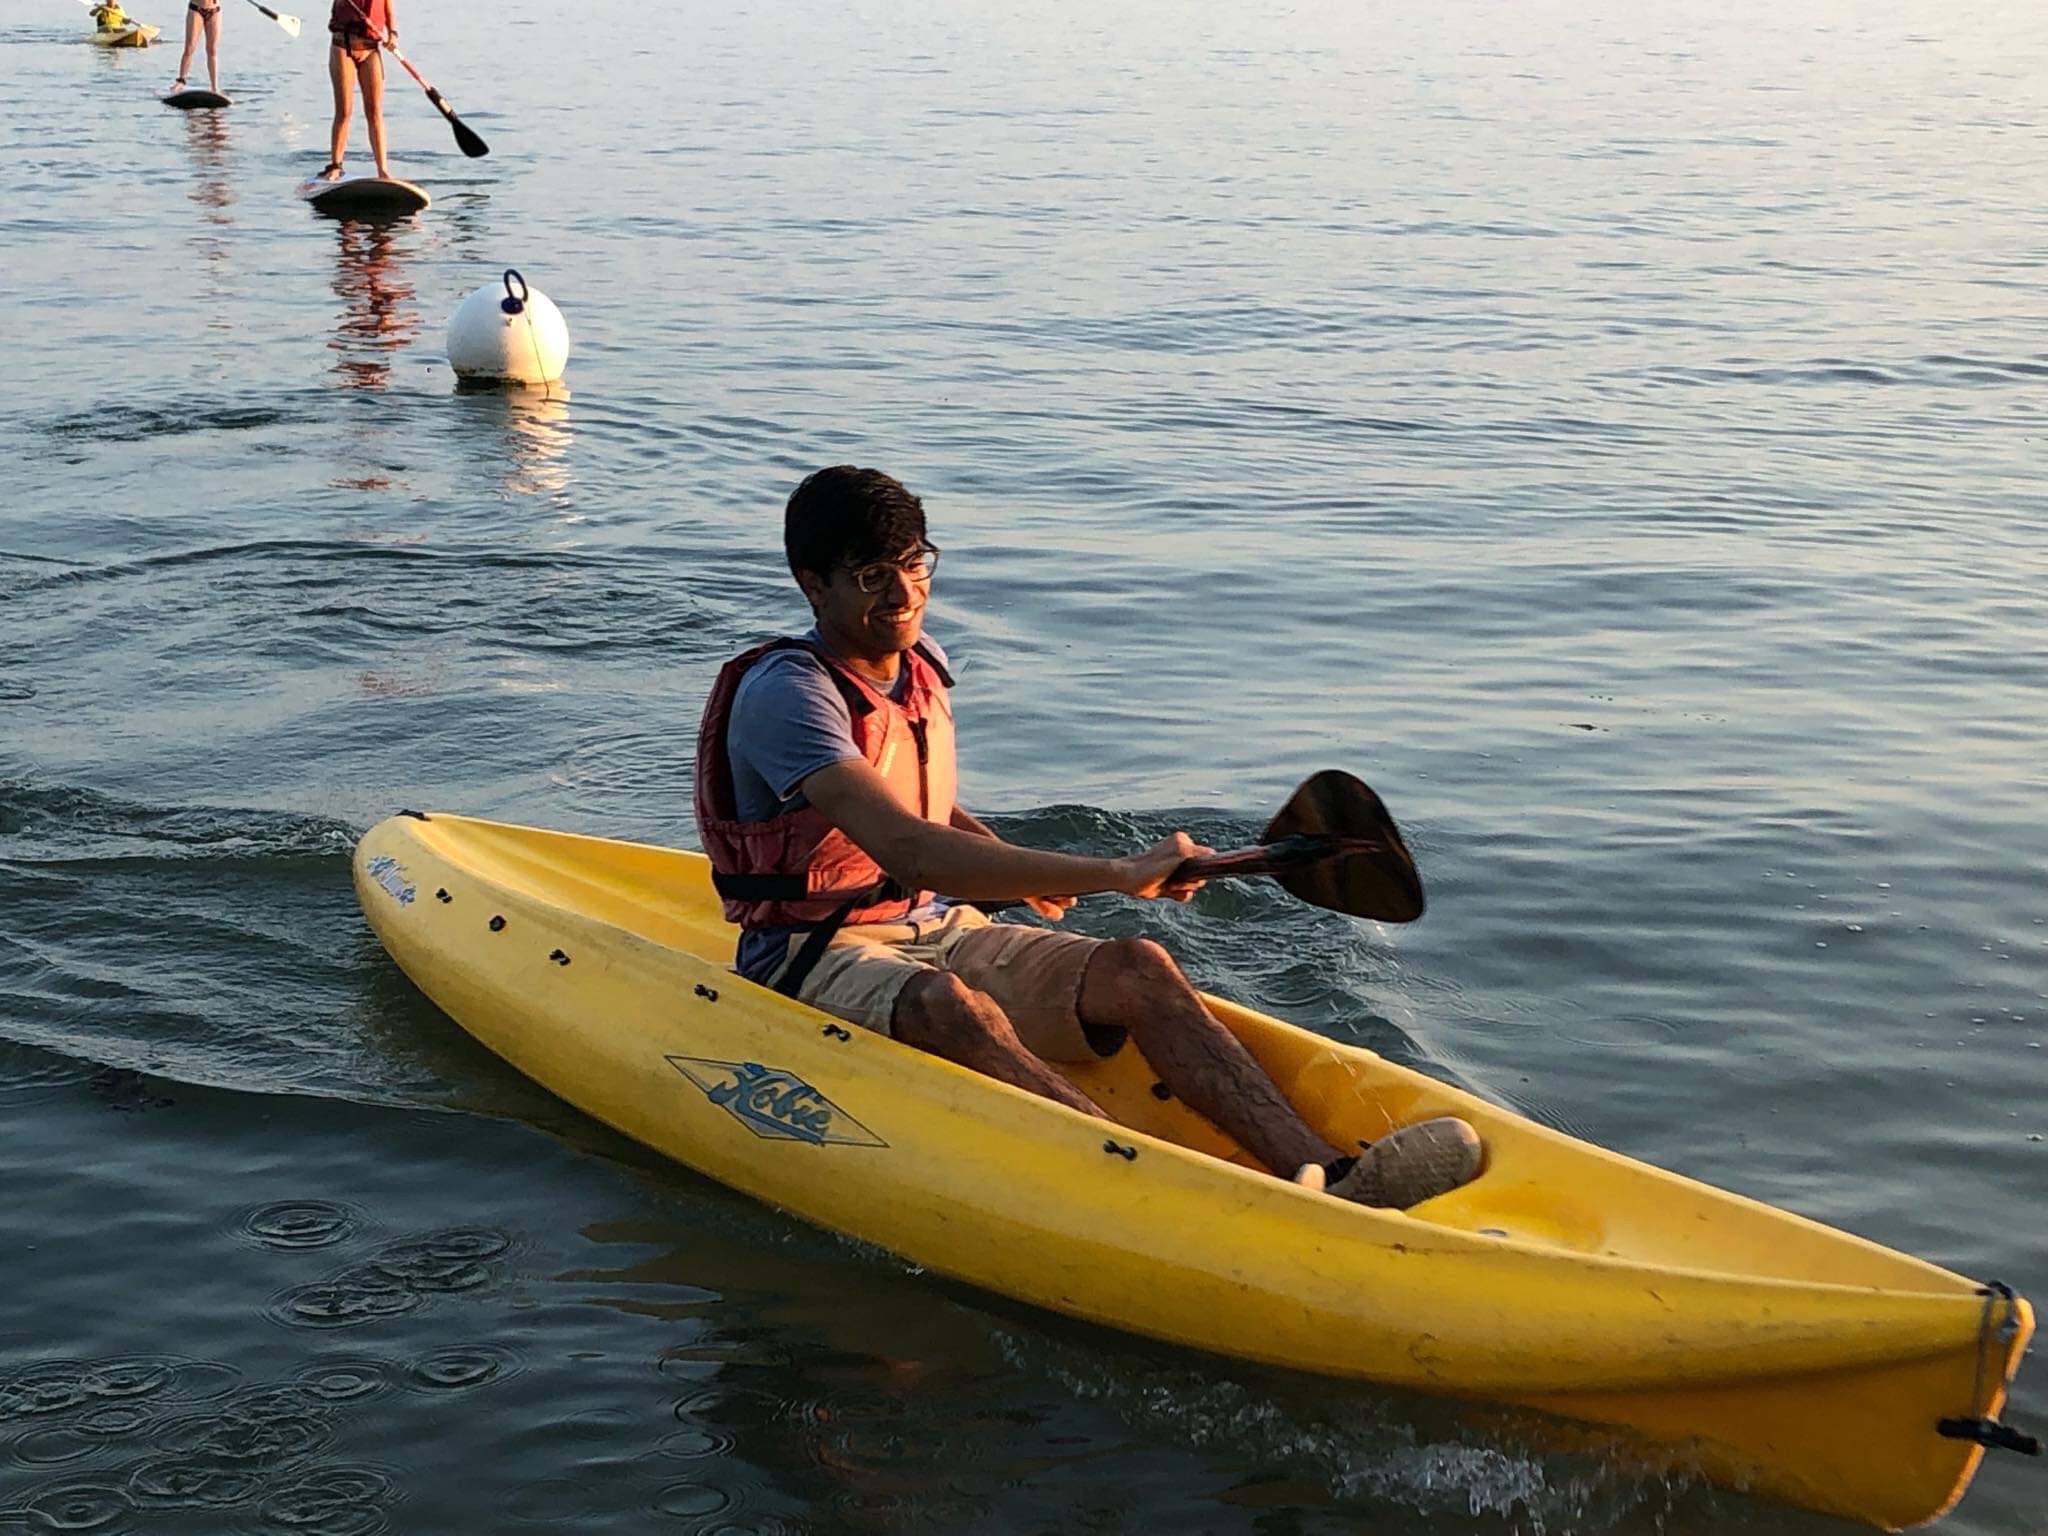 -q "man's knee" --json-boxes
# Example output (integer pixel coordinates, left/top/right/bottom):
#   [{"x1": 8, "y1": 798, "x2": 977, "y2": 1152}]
[
  {"x1": 892, "y1": 971, "x2": 1017, "y2": 1053},
  {"x1": 1092, "y1": 936, "x2": 1182, "y2": 993}
]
